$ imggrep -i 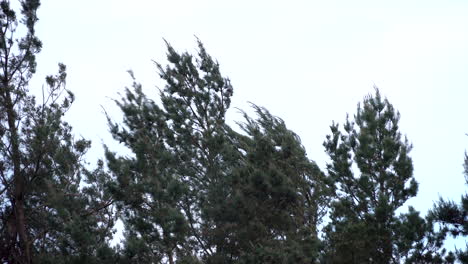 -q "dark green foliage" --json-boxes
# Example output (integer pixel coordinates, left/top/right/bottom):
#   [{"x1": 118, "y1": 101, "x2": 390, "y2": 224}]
[
  {"x1": 0, "y1": 1, "x2": 115, "y2": 263},
  {"x1": 106, "y1": 75, "x2": 193, "y2": 263},
  {"x1": 321, "y1": 89, "x2": 447, "y2": 263},
  {"x1": 212, "y1": 105, "x2": 327, "y2": 263},
  {"x1": 198, "y1": 105, "x2": 327, "y2": 263},
  {"x1": 430, "y1": 152, "x2": 468, "y2": 263},
  {"x1": 107, "y1": 40, "x2": 235, "y2": 262},
  {"x1": 1, "y1": 0, "x2": 460, "y2": 262},
  {"x1": 394, "y1": 207, "x2": 452, "y2": 263},
  {"x1": 108, "y1": 41, "x2": 327, "y2": 263},
  {"x1": 156, "y1": 40, "x2": 237, "y2": 261}
]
